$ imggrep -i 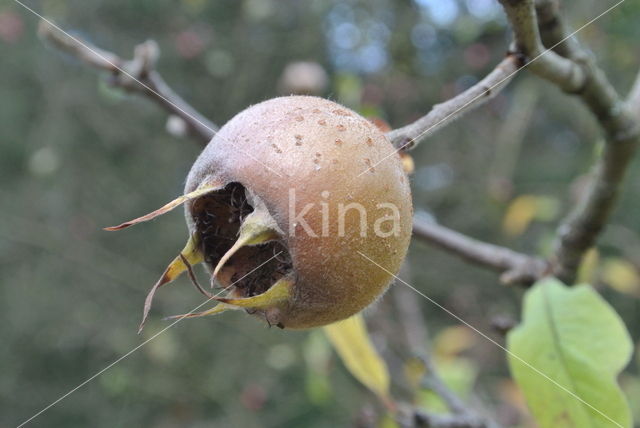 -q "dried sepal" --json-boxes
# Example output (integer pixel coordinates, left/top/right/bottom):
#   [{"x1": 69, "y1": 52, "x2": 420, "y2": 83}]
[
  {"x1": 214, "y1": 276, "x2": 293, "y2": 309},
  {"x1": 163, "y1": 276, "x2": 293, "y2": 320},
  {"x1": 138, "y1": 234, "x2": 203, "y2": 332},
  {"x1": 105, "y1": 179, "x2": 224, "y2": 231}
]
